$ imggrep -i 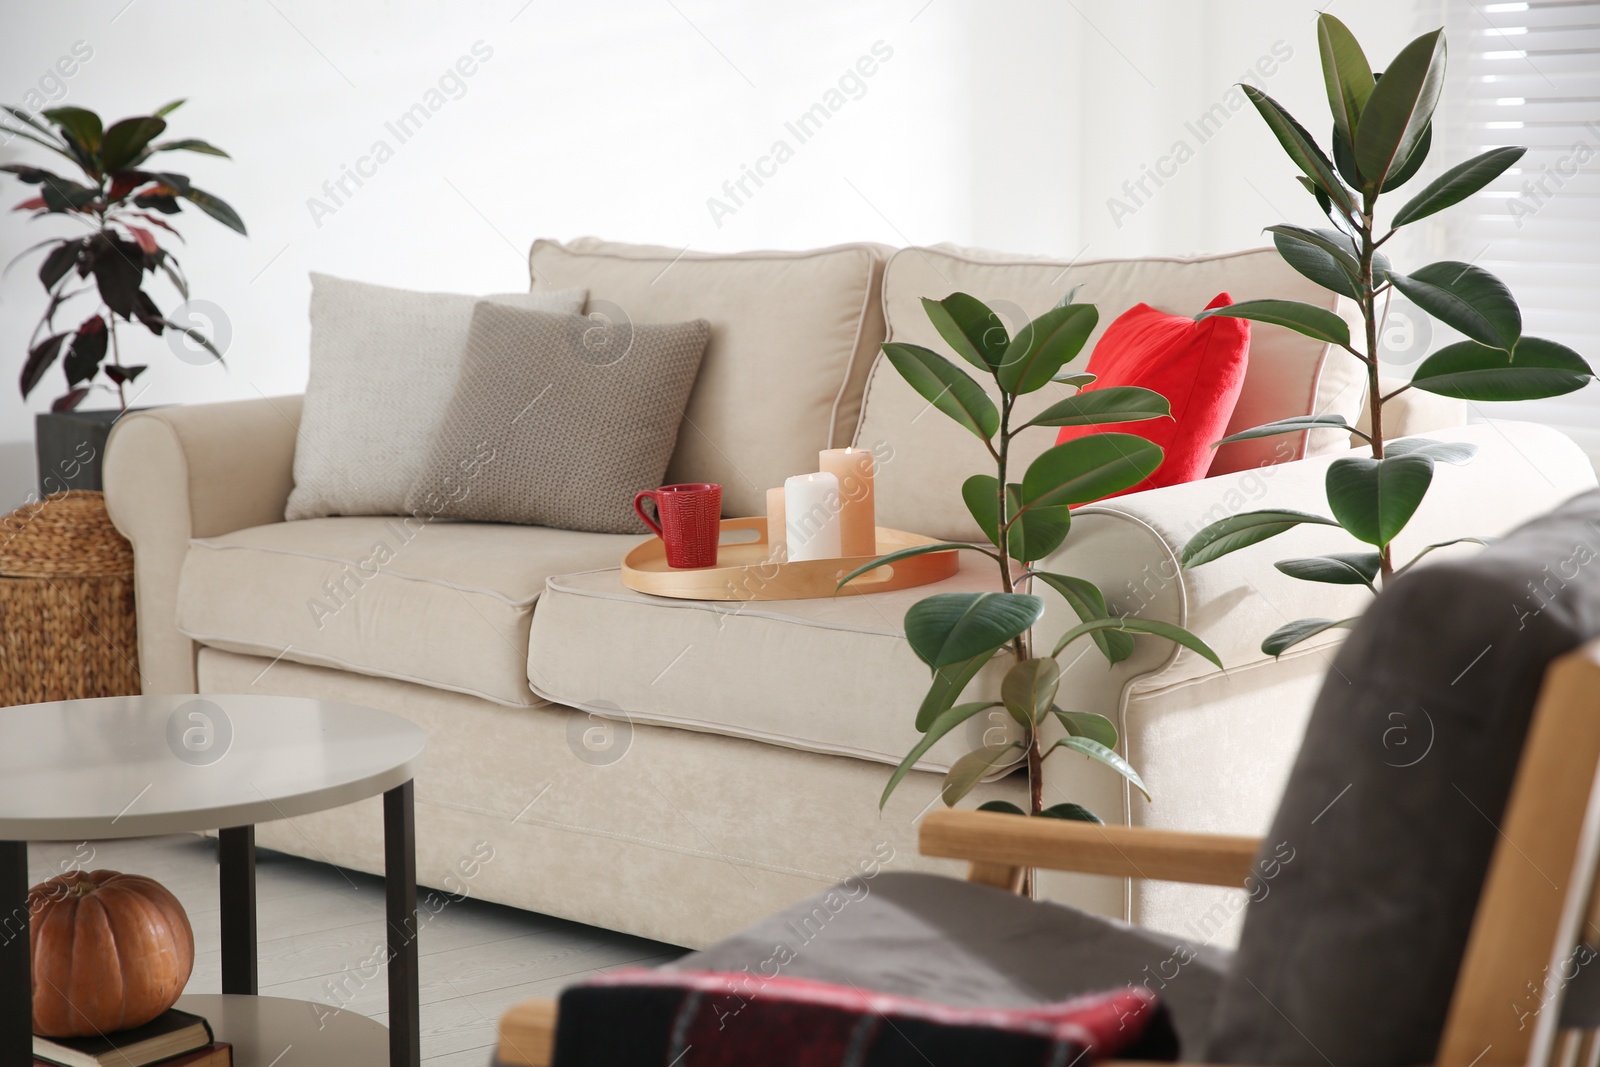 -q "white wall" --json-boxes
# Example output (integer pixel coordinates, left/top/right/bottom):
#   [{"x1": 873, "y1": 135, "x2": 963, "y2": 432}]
[{"x1": 1, "y1": 0, "x2": 1424, "y2": 511}]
